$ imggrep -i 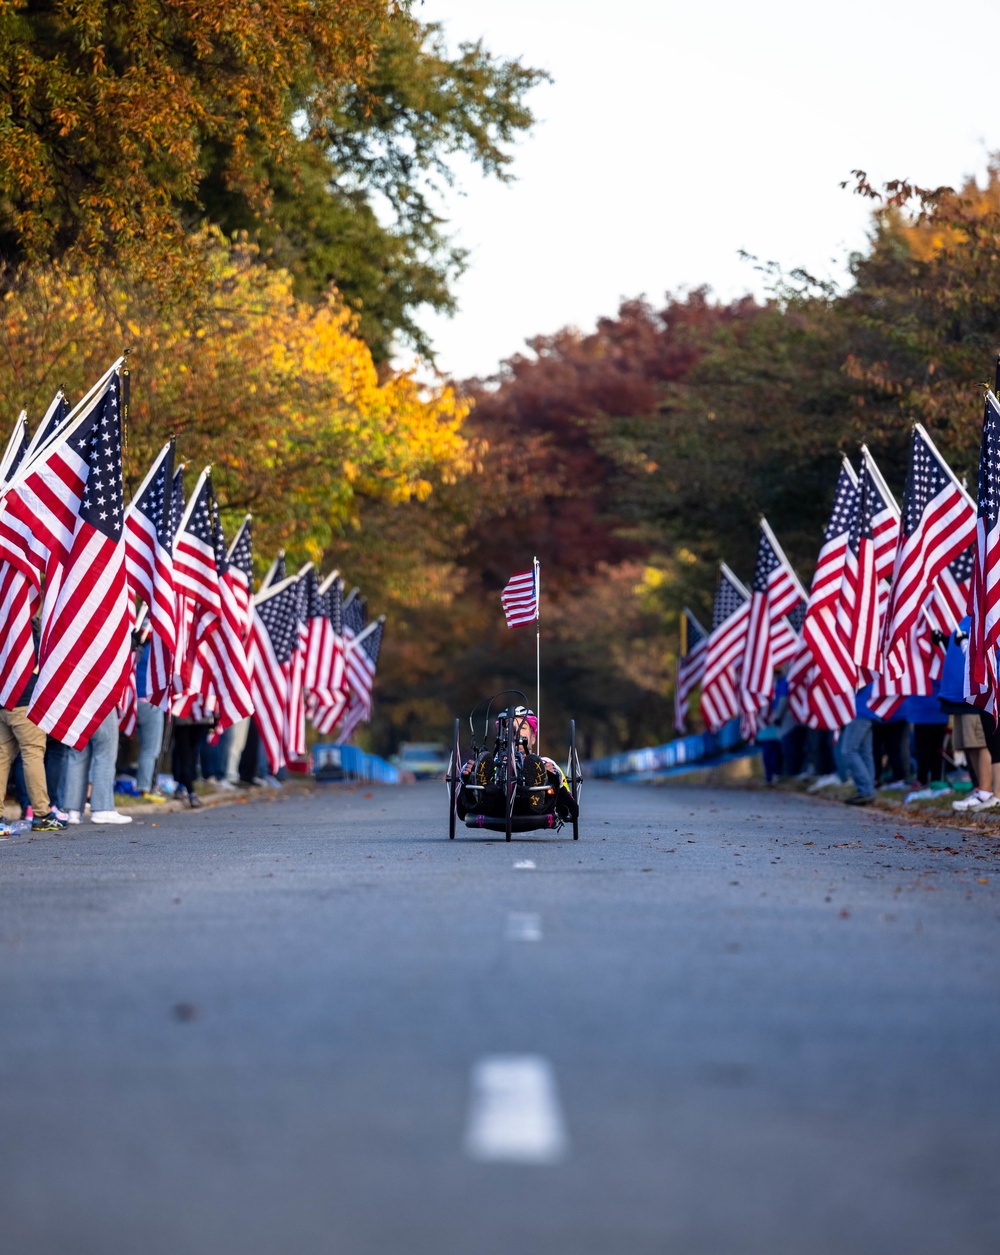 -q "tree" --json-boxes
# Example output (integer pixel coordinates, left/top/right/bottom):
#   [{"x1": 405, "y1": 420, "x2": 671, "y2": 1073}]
[
  {"x1": 0, "y1": 231, "x2": 472, "y2": 564},
  {"x1": 0, "y1": 4, "x2": 547, "y2": 358}
]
